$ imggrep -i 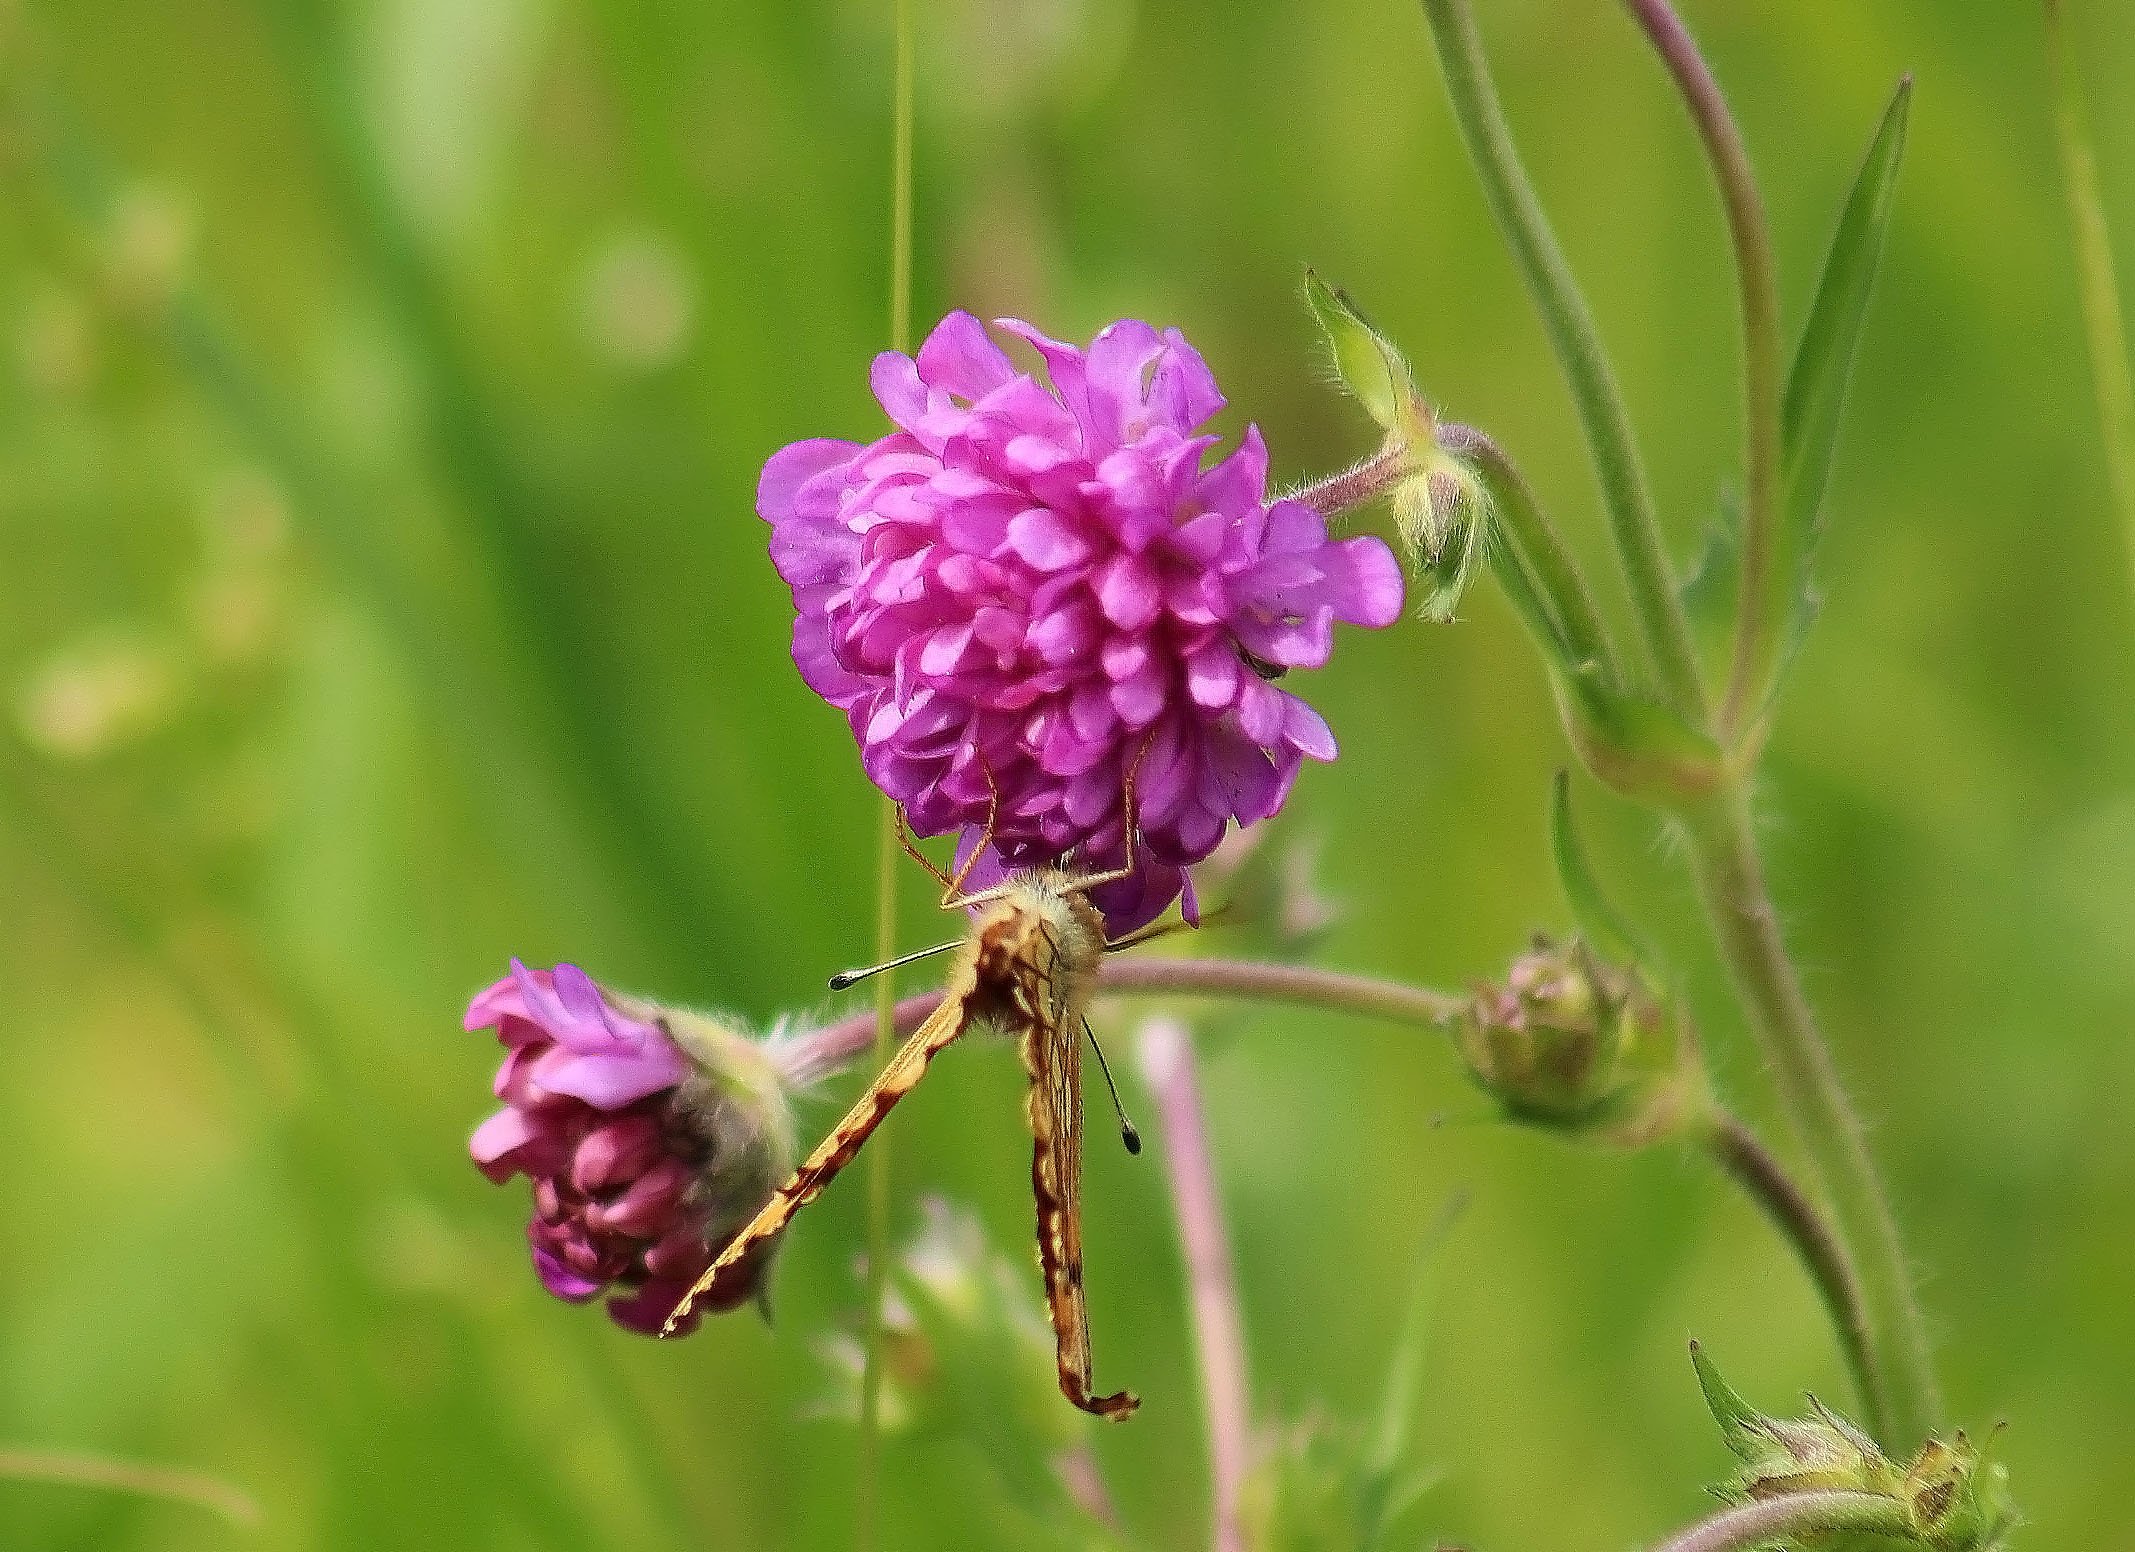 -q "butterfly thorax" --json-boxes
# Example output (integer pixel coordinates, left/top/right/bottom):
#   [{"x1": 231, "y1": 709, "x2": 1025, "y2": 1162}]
[{"x1": 962, "y1": 870, "x2": 1108, "y2": 1030}]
